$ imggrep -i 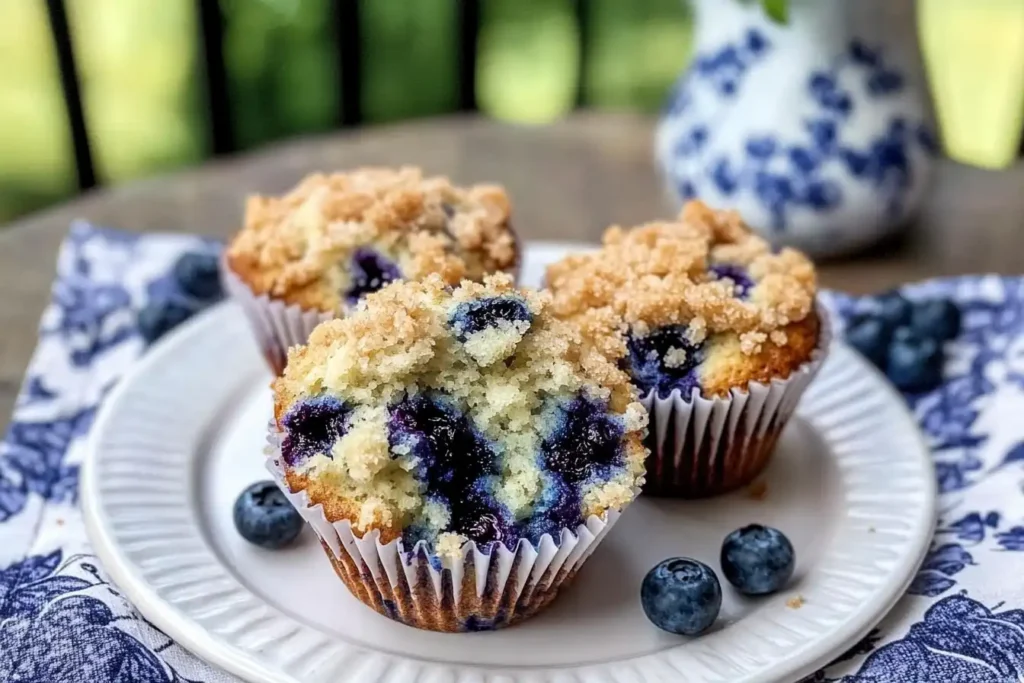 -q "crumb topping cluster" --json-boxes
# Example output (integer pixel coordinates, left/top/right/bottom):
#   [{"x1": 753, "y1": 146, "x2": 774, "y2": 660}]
[
  {"x1": 546, "y1": 201, "x2": 817, "y2": 356},
  {"x1": 226, "y1": 167, "x2": 518, "y2": 312},
  {"x1": 272, "y1": 273, "x2": 647, "y2": 552}
]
